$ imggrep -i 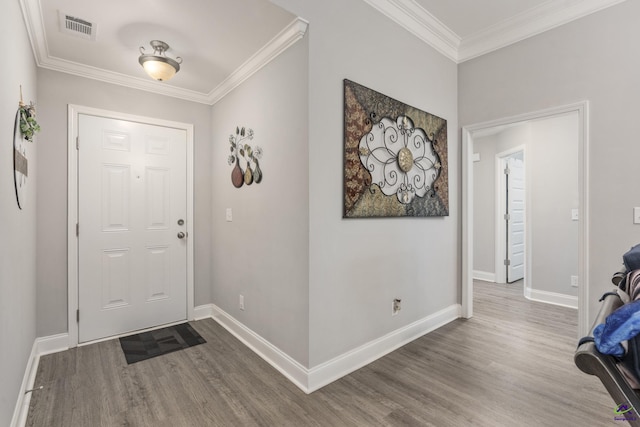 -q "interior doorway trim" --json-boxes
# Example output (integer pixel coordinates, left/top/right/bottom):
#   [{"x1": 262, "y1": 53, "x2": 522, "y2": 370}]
[
  {"x1": 67, "y1": 104, "x2": 195, "y2": 348},
  {"x1": 462, "y1": 101, "x2": 590, "y2": 337}
]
